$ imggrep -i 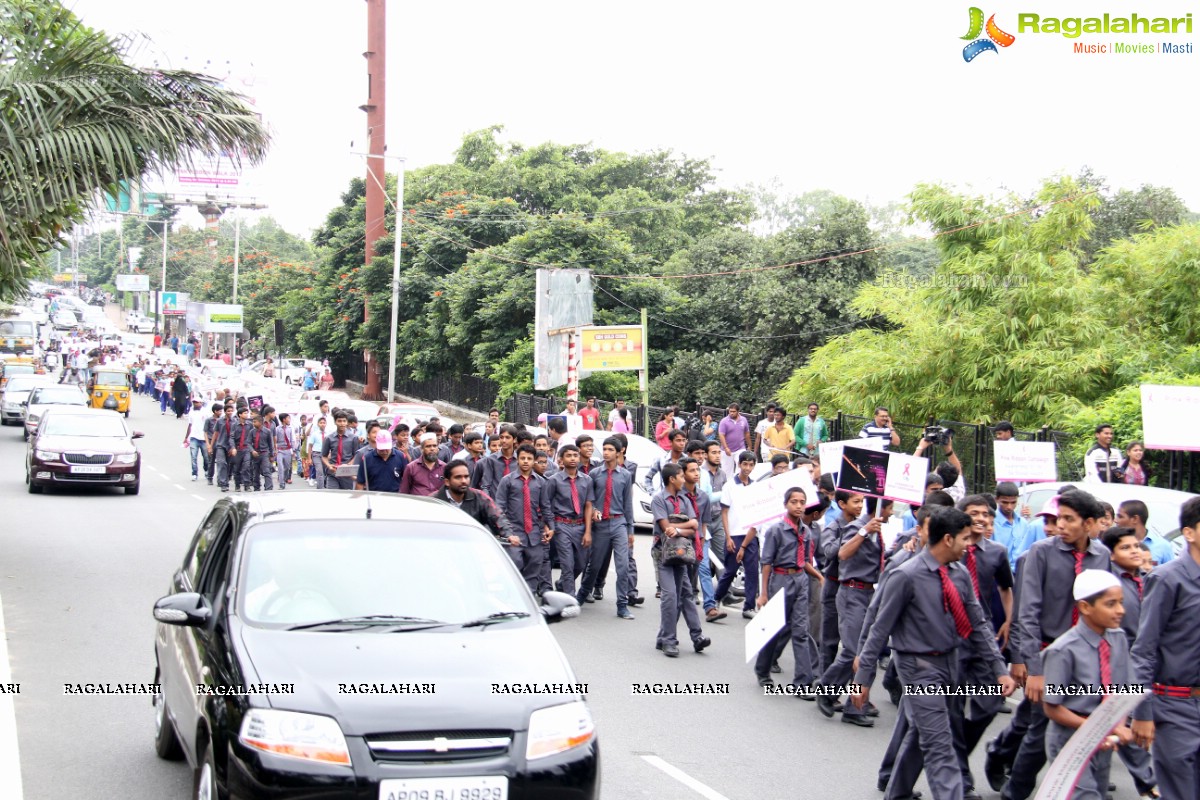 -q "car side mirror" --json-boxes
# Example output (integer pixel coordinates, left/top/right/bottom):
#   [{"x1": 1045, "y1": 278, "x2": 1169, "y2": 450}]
[
  {"x1": 132, "y1": 431, "x2": 144, "y2": 439},
  {"x1": 539, "y1": 591, "x2": 580, "y2": 623},
  {"x1": 153, "y1": 592, "x2": 212, "y2": 627}
]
